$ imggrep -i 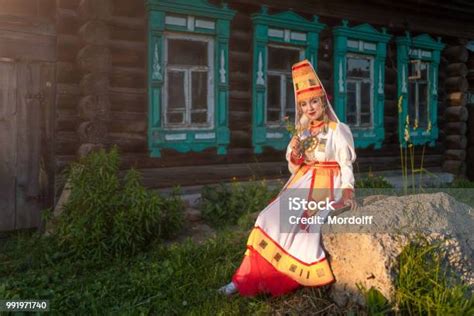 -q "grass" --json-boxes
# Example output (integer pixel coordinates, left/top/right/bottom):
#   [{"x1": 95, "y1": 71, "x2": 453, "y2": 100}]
[{"x1": 0, "y1": 227, "x2": 358, "y2": 315}]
